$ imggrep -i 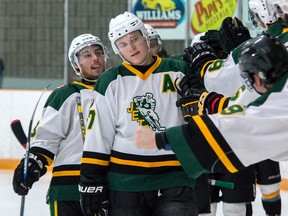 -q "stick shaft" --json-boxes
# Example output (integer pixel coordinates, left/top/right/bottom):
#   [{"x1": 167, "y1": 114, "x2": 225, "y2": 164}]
[{"x1": 20, "y1": 84, "x2": 51, "y2": 216}]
